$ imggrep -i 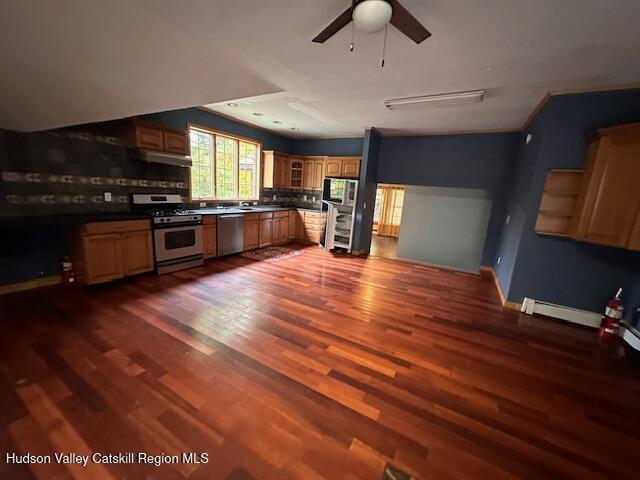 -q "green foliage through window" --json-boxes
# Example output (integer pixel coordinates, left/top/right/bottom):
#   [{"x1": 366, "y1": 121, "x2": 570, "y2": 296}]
[{"x1": 189, "y1": 128, "x2": 259, "y2": 200}]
